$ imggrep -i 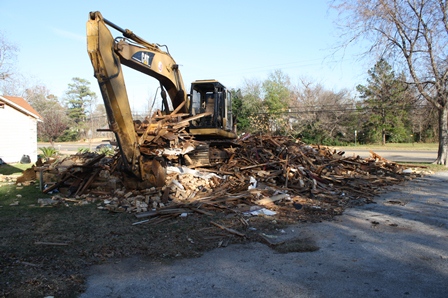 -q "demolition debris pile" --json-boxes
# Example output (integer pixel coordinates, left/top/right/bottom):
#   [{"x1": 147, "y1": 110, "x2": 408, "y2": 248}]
[{"x1": 35, "y1": 132, "x2": 427, "y2": 223}]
